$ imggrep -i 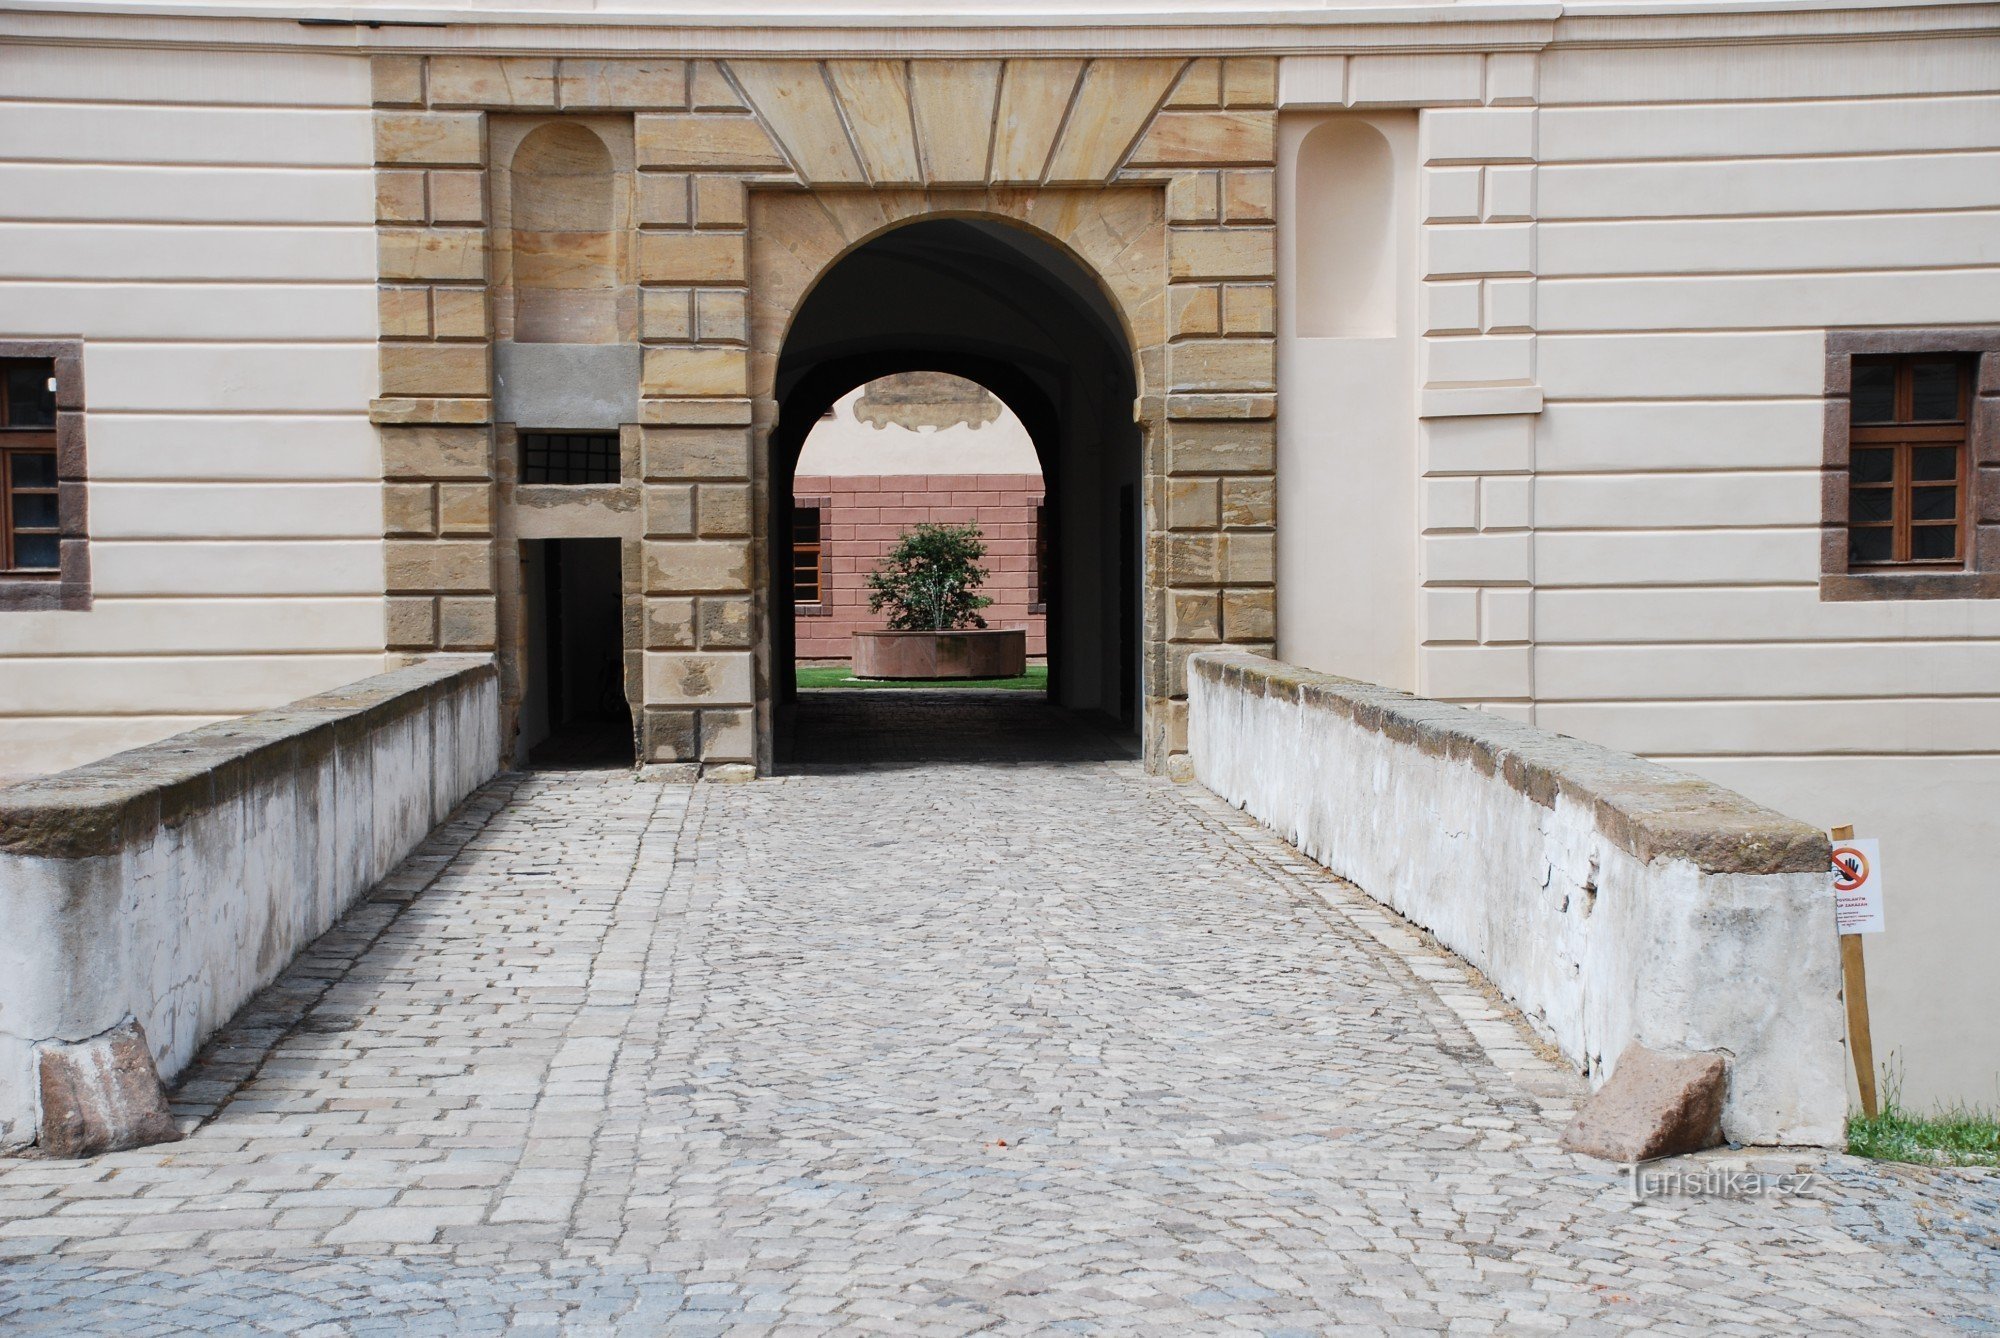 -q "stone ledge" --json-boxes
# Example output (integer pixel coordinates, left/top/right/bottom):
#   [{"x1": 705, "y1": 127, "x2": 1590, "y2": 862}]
[
  {"x1": 0, "y1": 658, "x2": 496, "y2": 862},
  {"x1": 1188, "y1": 650, "x2": 1826, "y2": 876}
]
